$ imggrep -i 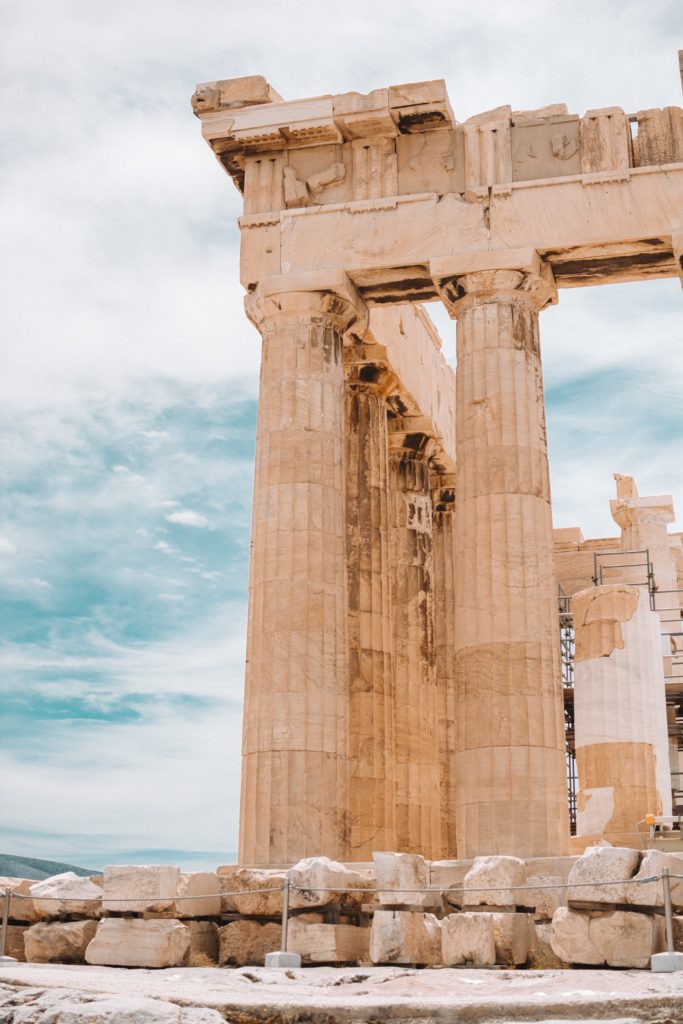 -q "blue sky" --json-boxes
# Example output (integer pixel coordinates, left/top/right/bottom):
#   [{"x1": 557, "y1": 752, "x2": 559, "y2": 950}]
[{"x1": 1, "y1": 0, "x2": 681, "y2": 871}]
